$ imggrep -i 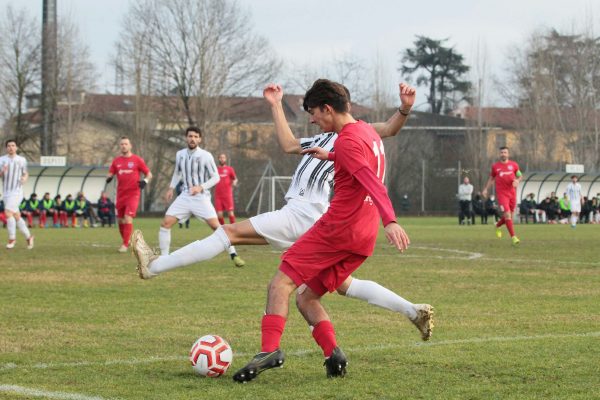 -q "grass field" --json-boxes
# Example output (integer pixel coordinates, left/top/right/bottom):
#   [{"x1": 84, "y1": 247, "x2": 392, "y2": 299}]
[{"x1": 1, "y1": 217, "x2": 599, "y2": 400}]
